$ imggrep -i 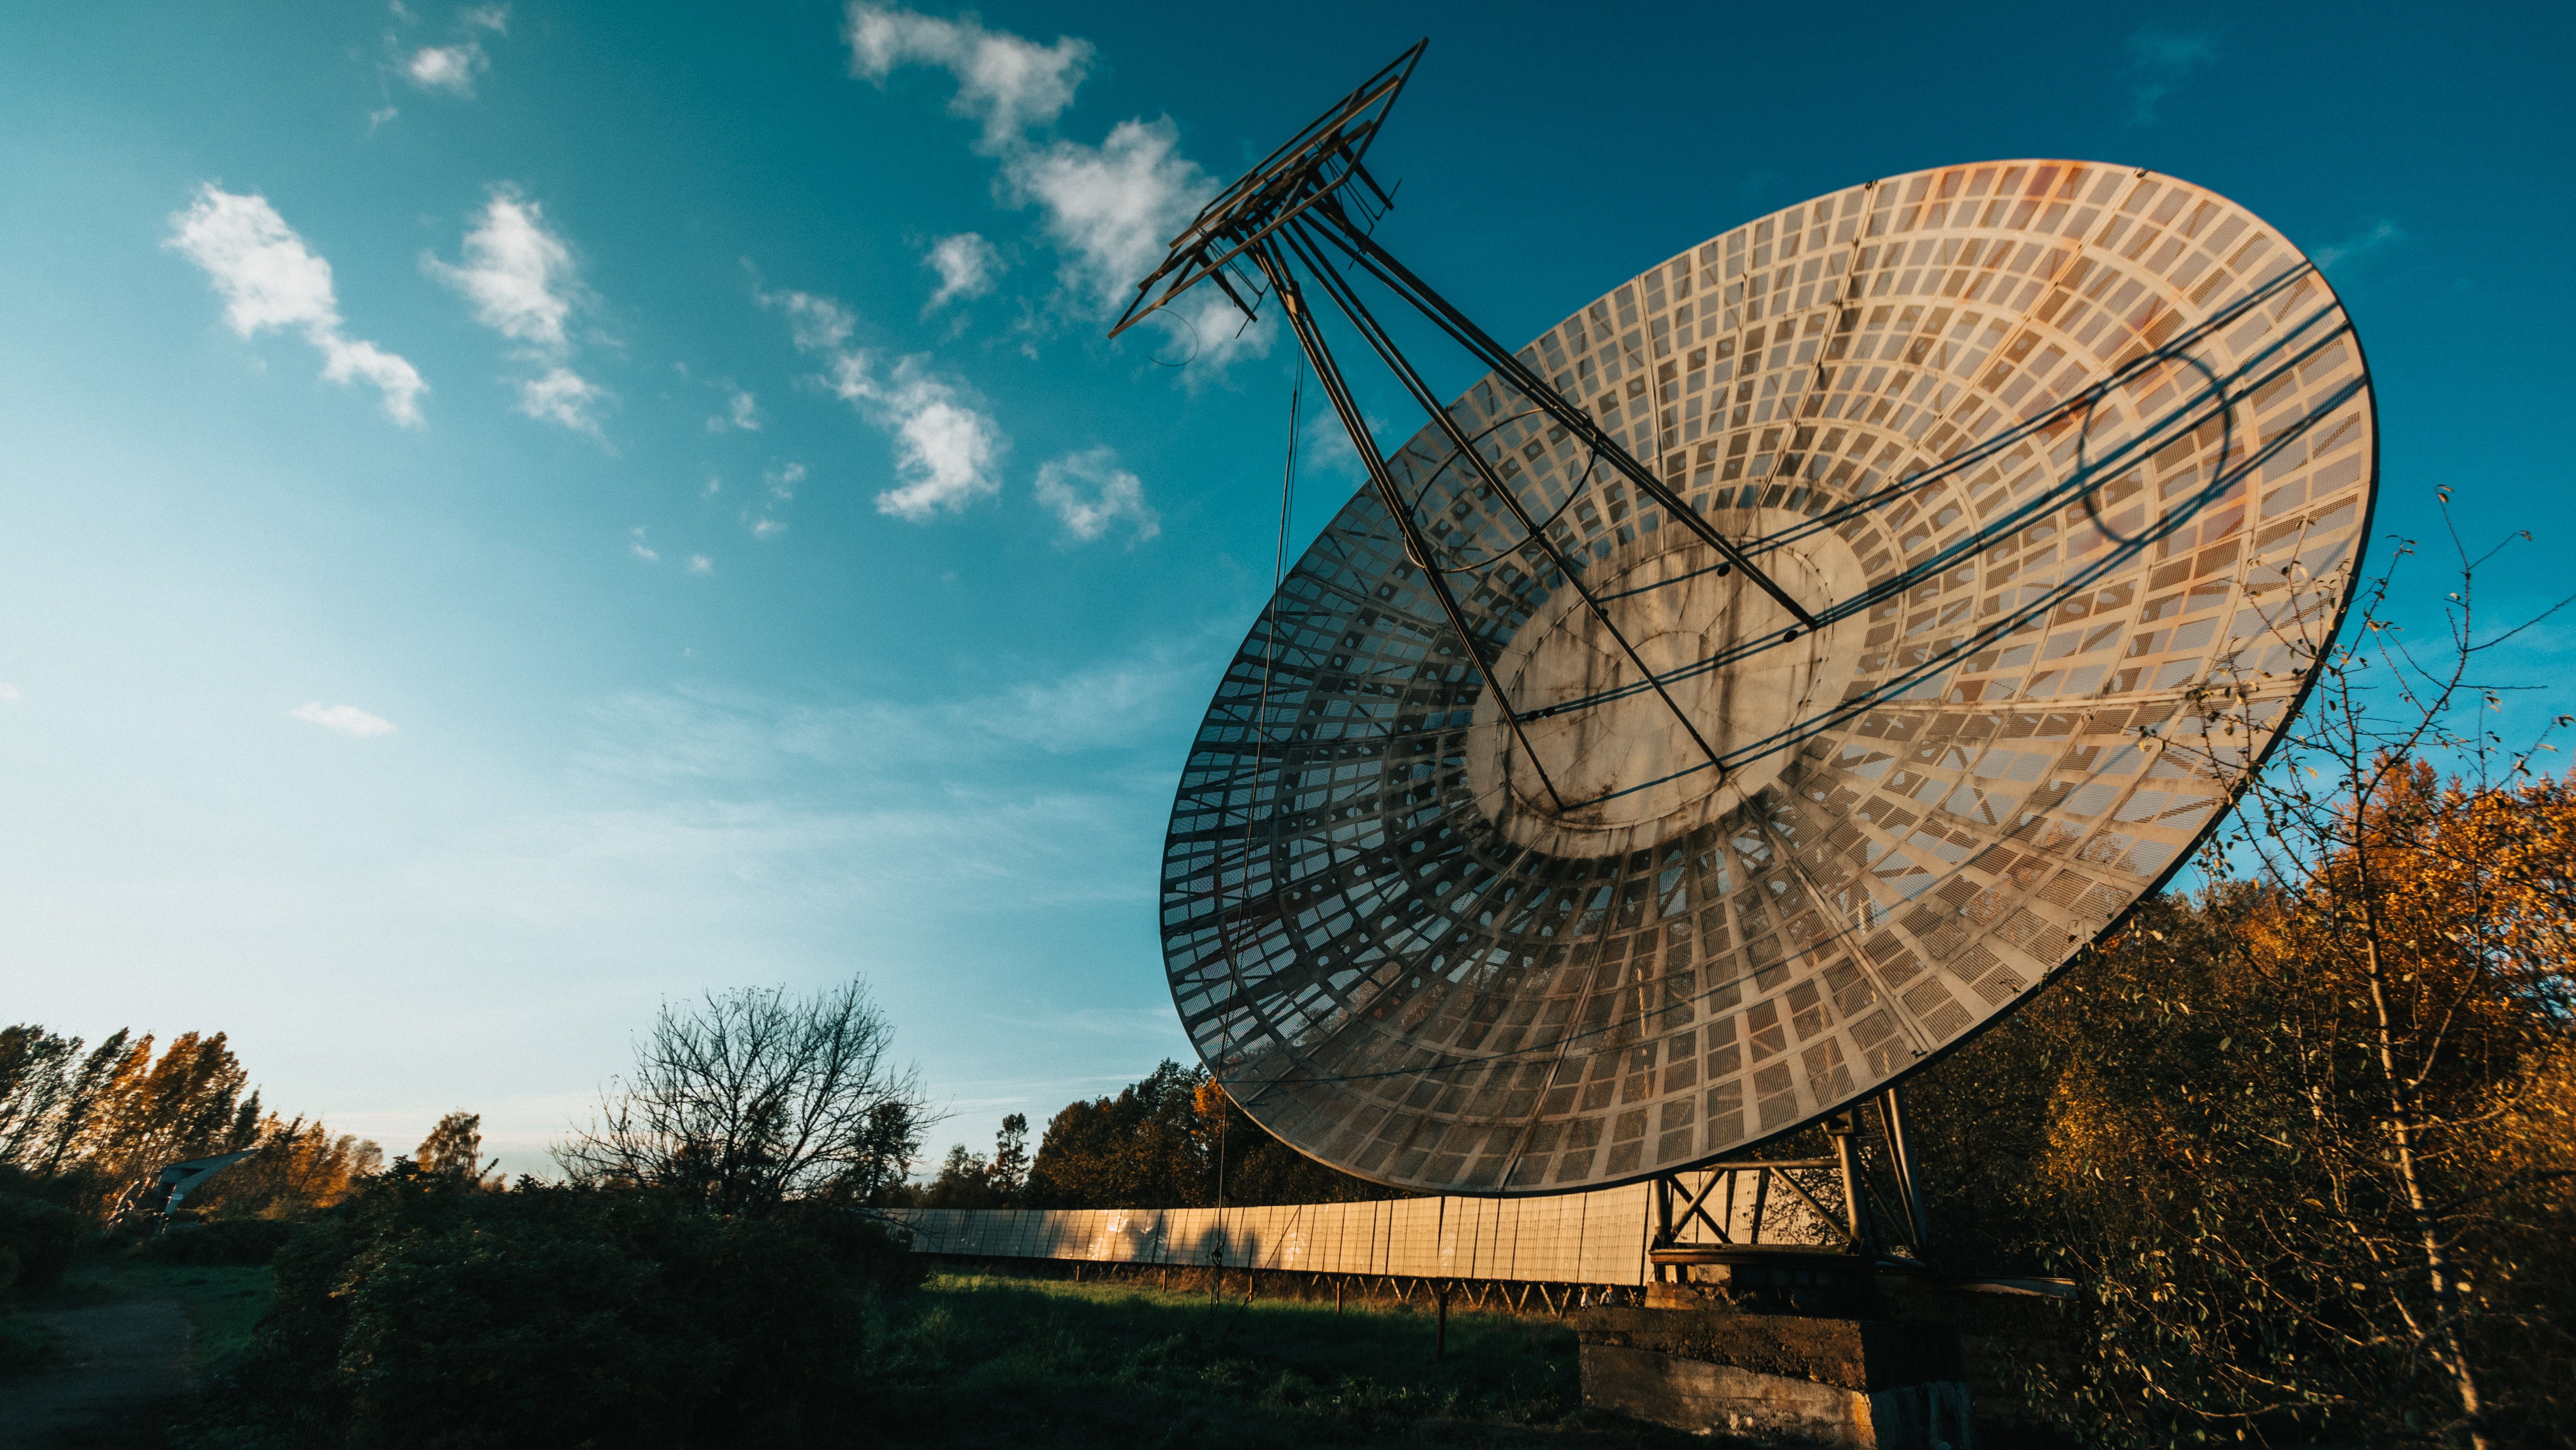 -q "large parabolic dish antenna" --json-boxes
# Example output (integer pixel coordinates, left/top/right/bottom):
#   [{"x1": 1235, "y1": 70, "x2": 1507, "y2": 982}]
[{"x1": 1142, "y1": 57, "x2": 2375, "y2": 1197}]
